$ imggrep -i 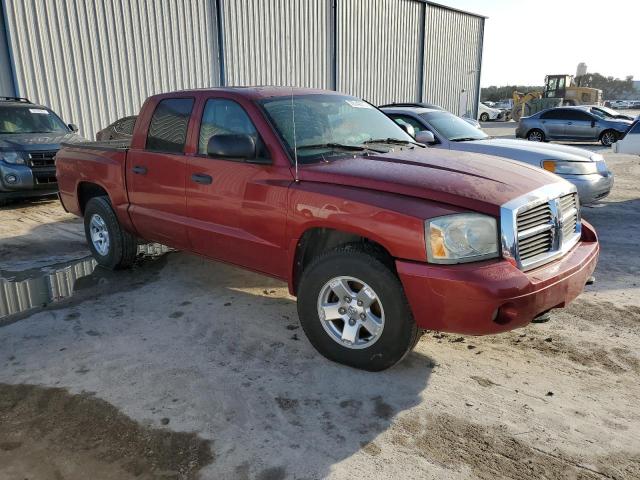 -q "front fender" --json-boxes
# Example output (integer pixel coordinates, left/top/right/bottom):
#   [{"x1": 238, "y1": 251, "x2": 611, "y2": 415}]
[{"x1": 285, "y1": 182, "x2": 467, "y2": 293}]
